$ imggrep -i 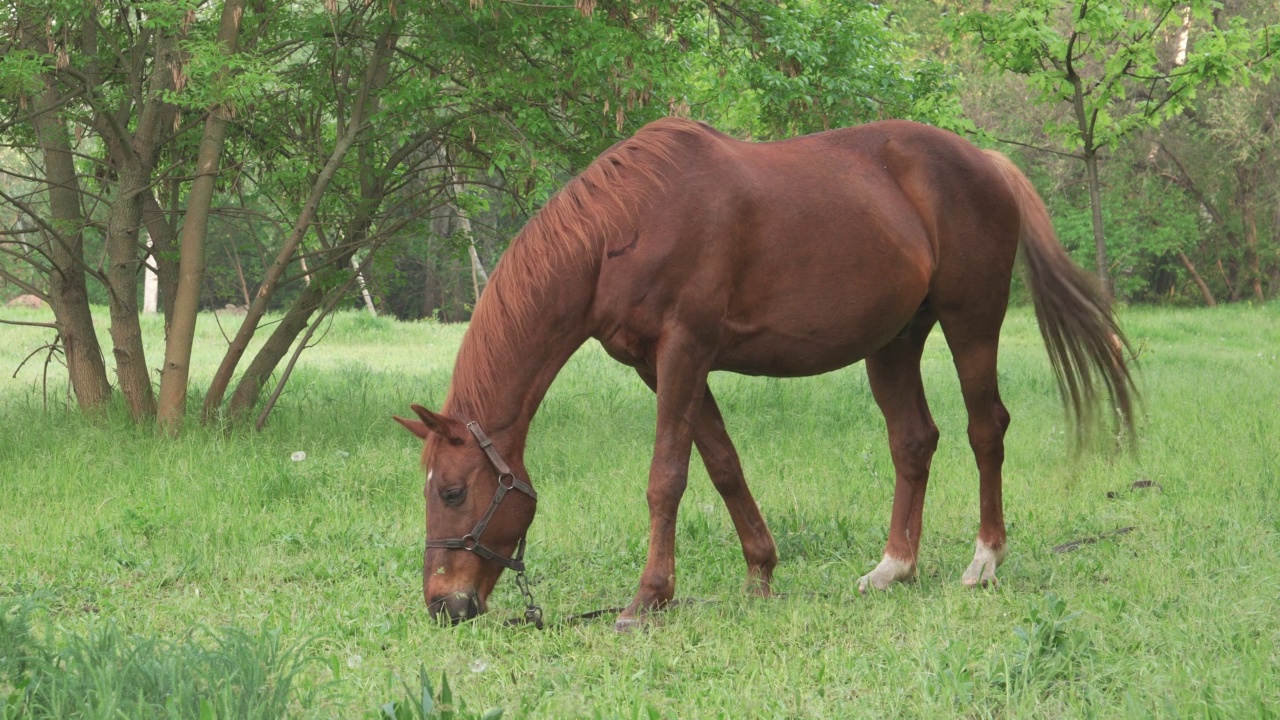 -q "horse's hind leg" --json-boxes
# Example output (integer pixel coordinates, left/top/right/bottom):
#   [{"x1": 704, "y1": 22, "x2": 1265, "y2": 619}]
[
  {"x1": 636, "y1": 368, "x2": 778, "y2": 596},
  {"x1": 937, "y1": 315, "x2": 1012, "y2": 587},
  {"x1": 858, "y1": 316, "x2": 939, "y2": 592}
]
